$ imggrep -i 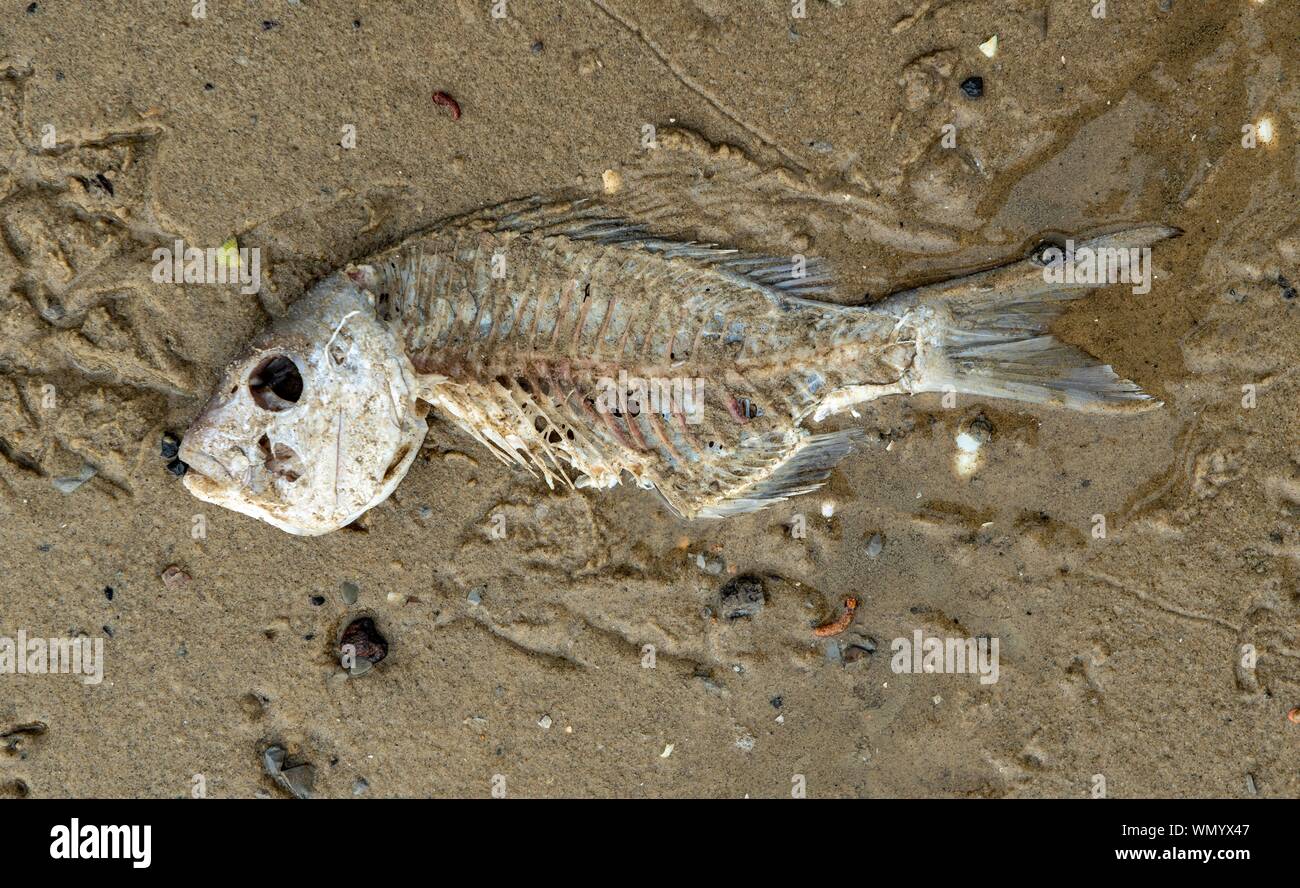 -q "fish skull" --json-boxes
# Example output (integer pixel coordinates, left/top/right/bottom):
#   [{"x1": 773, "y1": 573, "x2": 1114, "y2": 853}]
[{"x1": 179, "y1": 273, "x2": 428, "y2": 535}]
